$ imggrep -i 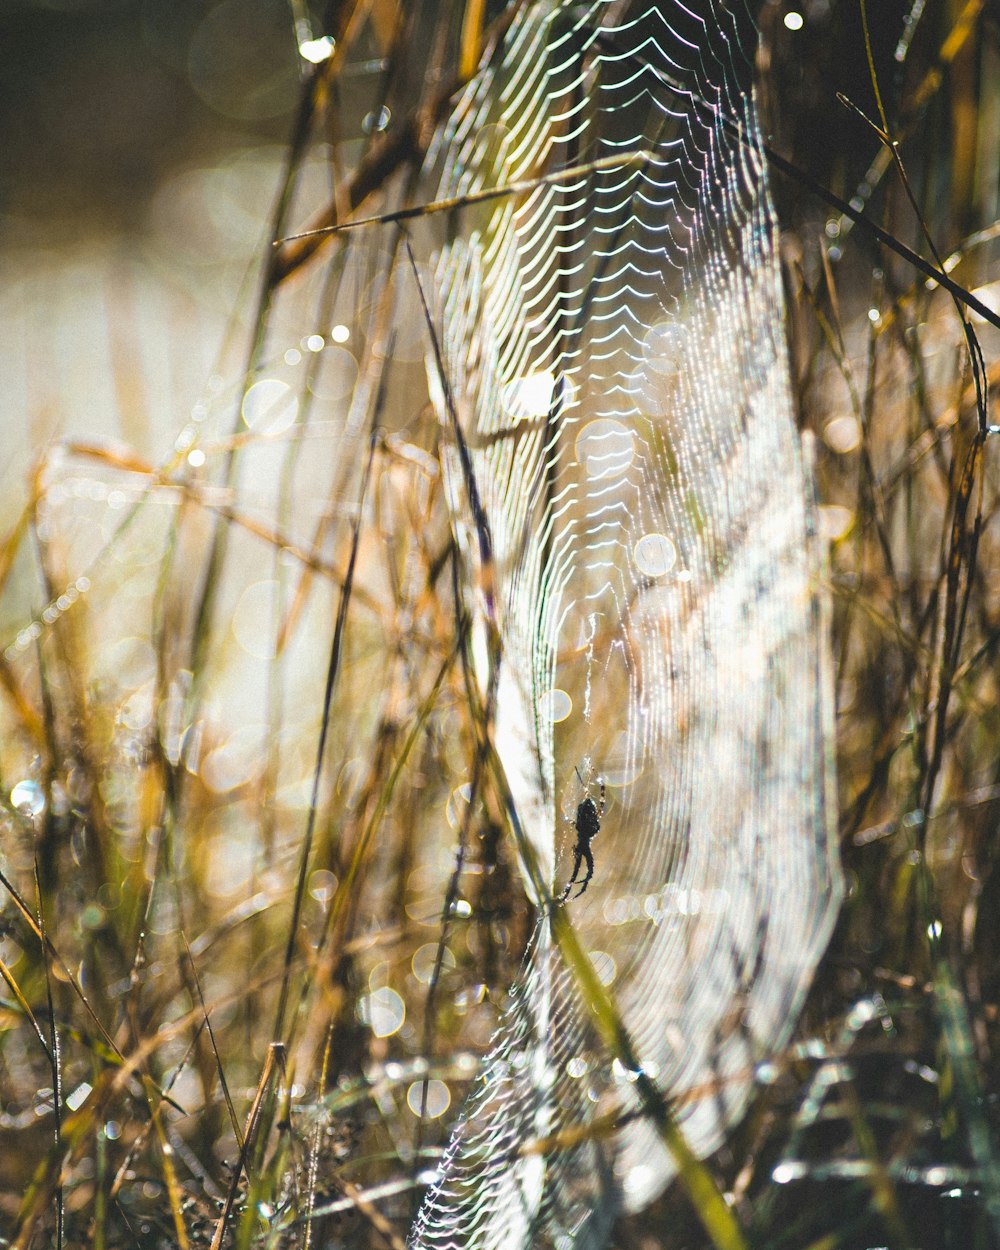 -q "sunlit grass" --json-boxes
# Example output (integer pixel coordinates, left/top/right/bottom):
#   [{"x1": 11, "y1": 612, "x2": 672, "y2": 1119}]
[{"x1": 0, "y1": 2, "x2": 999, "y2": 1247}]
